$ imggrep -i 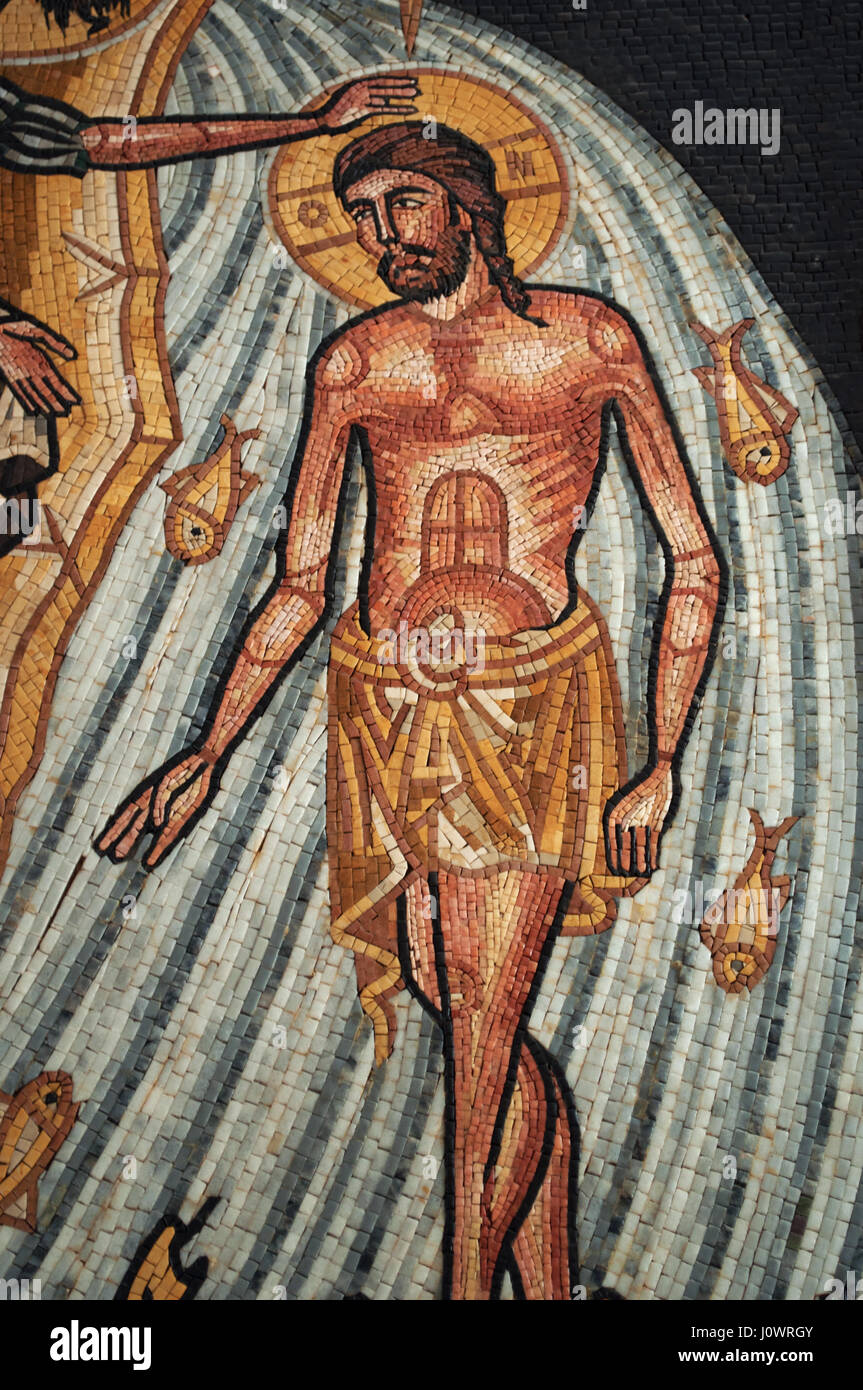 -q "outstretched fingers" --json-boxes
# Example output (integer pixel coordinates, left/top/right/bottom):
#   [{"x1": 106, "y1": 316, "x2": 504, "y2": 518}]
[
  {"x1": 33, "y1": 370, "x2": 80, "y2": 414},
  {"x1": 145, "y1": 777, "x2": 207, "y2": 868},
  {"x1": 366, "y1": 76, "x2": 419, "y2": 113},
  {"x1": 96, "y1": 756, "x2": 212, "y2": 870},
  {"x1": 632, "y1": 826, "x2": 649, "y2": 874},
  {"x1": 614, "y1": 822, "x2": 633, "y2": 875},
  {"x1": 9, "y1": 321, "x2": 77, "y2": 359},
  {"x1": 152, "y1": 765, "x2": 196, "y2": 826},
  {"x1": 95, "y1": 793, "x2": 153, "y2": 862},
  {"x1": 606, "y1": 816, "x2": 660, "y2": 875},
  {"x1": 7, "y1": 377, "x2": 44, "y2": 415},
  {"x1": 366, "y1": 77, "x2": 420, "y2": 95}
]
